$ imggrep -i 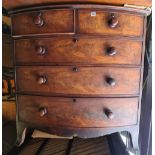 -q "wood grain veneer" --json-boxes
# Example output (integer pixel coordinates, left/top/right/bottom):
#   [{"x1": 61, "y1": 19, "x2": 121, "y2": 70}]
[
  {"x1": 78, "y1": 10, "x2": 144, "y2": 37},
  {"x1": 18, "y1": 95, "x2": 139, "y2": 128},
  {"x1": 14, "y1": 38, "x2": 142, "y2": 65},
  {"x1": 12, "y1": 9, "x2": 74, "y2": 36},
  {"x1": 8, "y1": 4, "x2": 149, "y2": 150},
  {"x1": 16, "y1": 66, "x2": 140, "y2": 96}
]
